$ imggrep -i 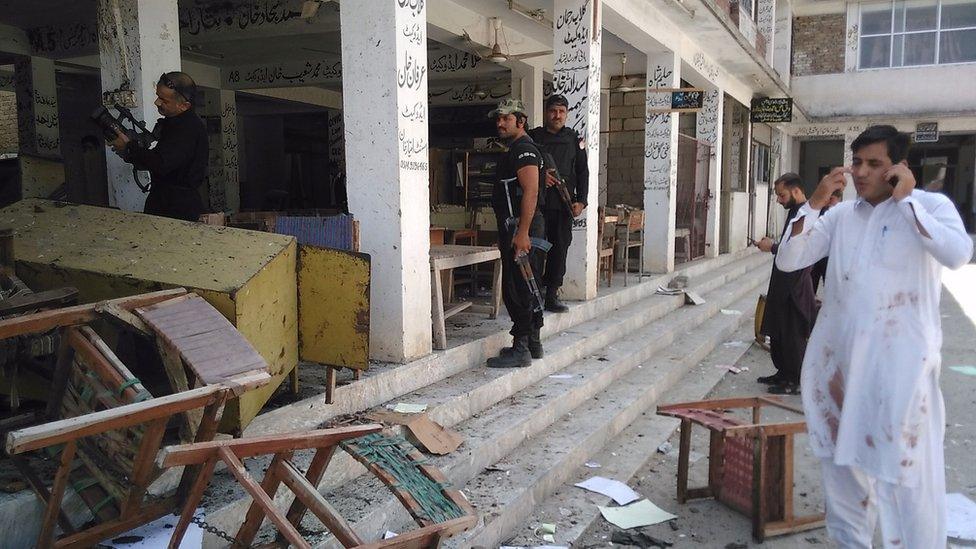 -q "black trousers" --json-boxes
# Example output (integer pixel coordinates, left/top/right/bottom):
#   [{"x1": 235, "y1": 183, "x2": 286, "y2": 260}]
[
  {"x1": 497, "y1": 215, "x2": 546, "y2": 337},
  {"x1": 542, "y1": 208, "x2": 573, "y2": 289},
  {"x1": 145, "y1": 185, "x2": 204, "y2": 222},
  {"x1": 768, "y1": 306, "x2": 808, "y2": 384}
]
